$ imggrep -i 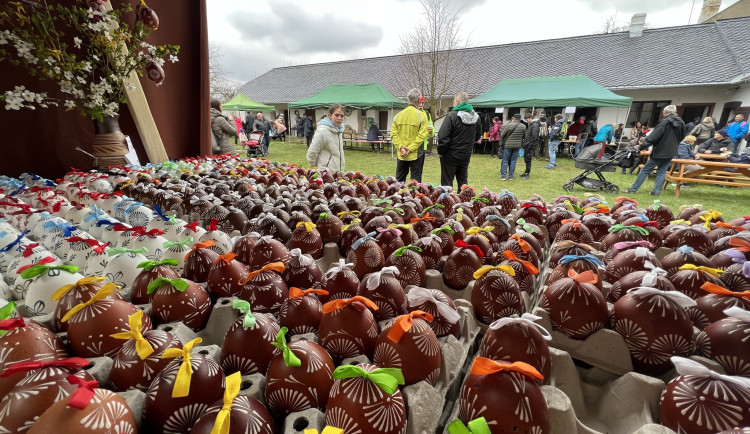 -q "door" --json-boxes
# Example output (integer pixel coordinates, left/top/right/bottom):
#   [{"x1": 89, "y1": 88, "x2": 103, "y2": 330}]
[
  {"x1": 679, "y1": 103, "x2": 714, "y2": 124},
  {"x1": 379, "y1": 111, "x2": 389, "y2": 131}
]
